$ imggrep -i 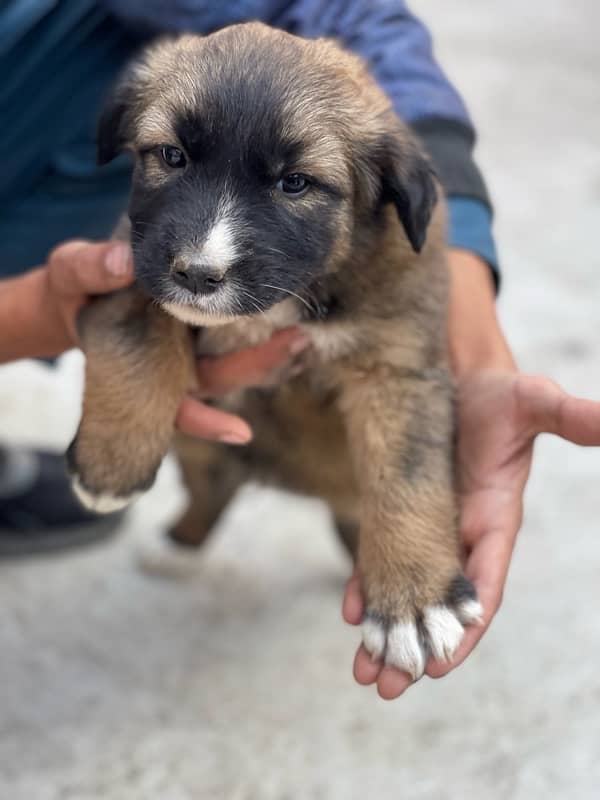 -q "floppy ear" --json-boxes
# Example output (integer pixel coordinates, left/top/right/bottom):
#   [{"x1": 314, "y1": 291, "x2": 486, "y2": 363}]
[
  {"x1": 380, "y1": 133, "x2": 438, "y2": 253},
  {"x1": 97, "y1": 78, "x2": 136, "y2": 166}
]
